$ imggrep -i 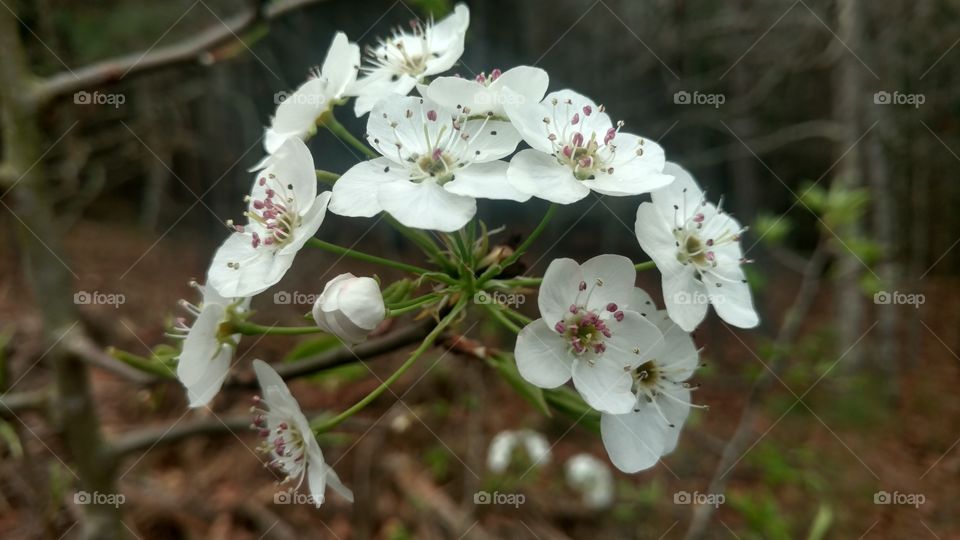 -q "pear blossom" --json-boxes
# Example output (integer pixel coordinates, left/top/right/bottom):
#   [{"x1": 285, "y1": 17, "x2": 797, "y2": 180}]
[
  {"x1": 486, "y1": 429, "x2": 552, "y2": 473},
  {"x1": 251, "y1": 360, "x2": 354, "y2": 507},
  {"x1": 634, "y1": 163, "x2": 759, "y2": 331},
  {"x1": 514, "y1": 254, "x2": 664, "y2": 415},
  {"x1": 351, "y1": 4, "x2": 470, "y2": 116},
  {"x1": 599, "y1": 288, "x2": 701, "y2": 473},
  {"x1": 312, "y1": 273, "x2": 386, "y2": 344},
  {"x1": 329, "y1": 95, "x2": 528, "y2": 231},
  {"x1": 253, "y1": 32, "x2": 360, "y2": 170},
  {"x1": 173, "y1": 281, "x2": 250, "y2": 407},
  {"x1": 422, "y1": 65, "x2": 549, "y2": 124},
  {"x1": 504, "y1": 89, "x2": 673, "y2": 204},
  {"x1": 564, "y1": 453, "x2": 614, "y2": 508},
  {"x1": 208, "y1": 137, "x2": 331, "y2": 298}
]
